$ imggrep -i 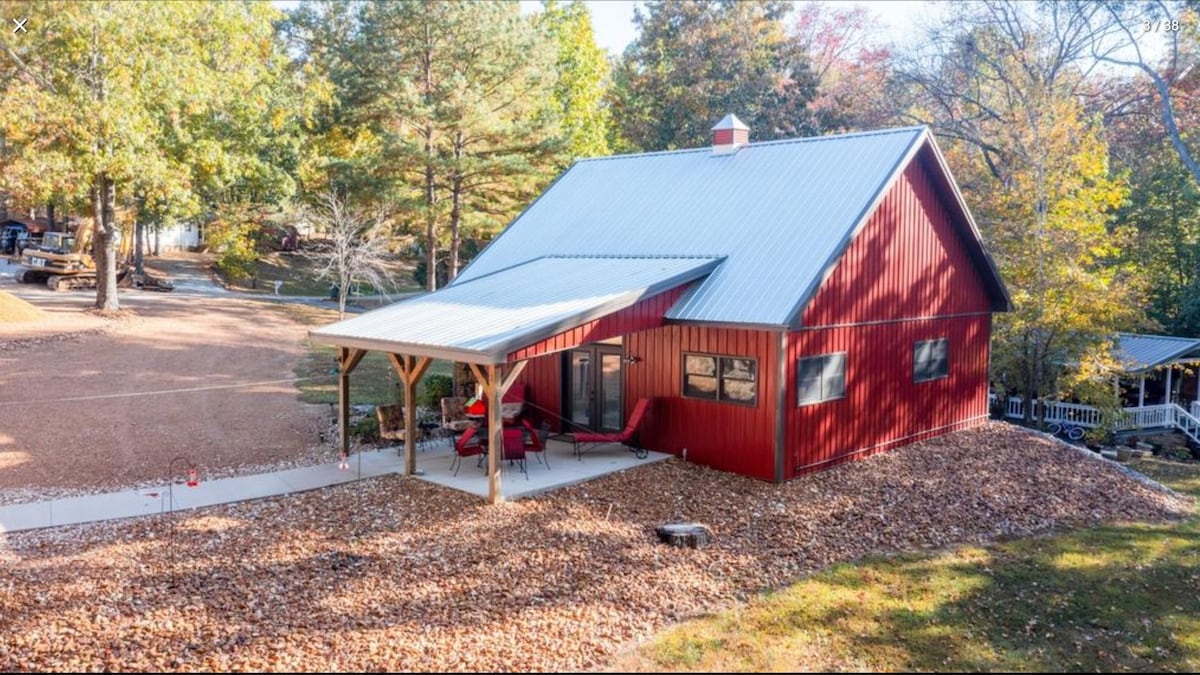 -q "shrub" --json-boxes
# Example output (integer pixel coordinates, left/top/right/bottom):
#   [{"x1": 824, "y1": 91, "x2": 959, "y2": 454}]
[
  {"x1": 352, "y1": 415, "x2": 379, "y2": 443},
  {"x1": 420, "y1": 373, "x2": 454, "y2": 408}
]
